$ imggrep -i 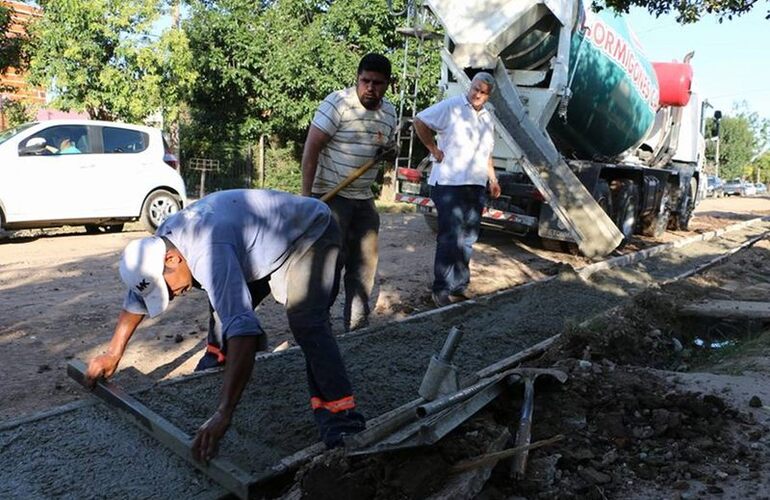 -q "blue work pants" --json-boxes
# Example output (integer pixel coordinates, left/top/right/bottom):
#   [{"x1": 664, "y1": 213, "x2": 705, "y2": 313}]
[
  {"x1": 430, "y1": 183, "x2": 486, "y2": 295},
  {"x1": 198, "y1": 220, "x2": 365, "y2": 447}
]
